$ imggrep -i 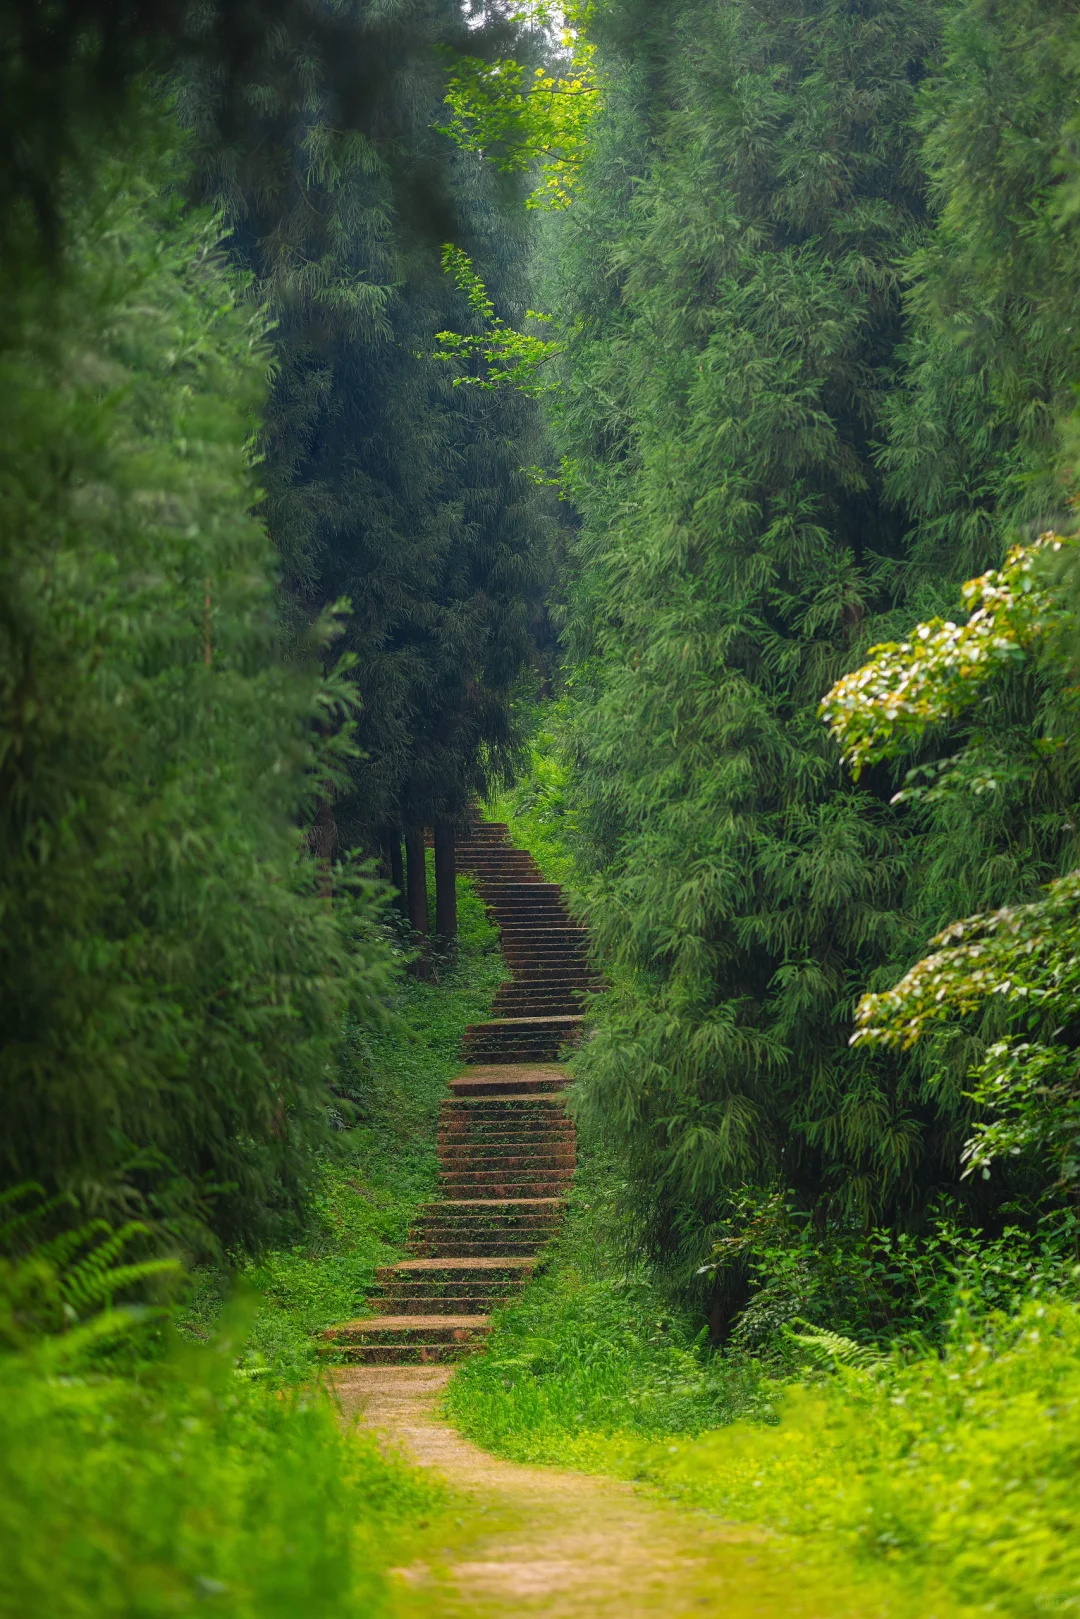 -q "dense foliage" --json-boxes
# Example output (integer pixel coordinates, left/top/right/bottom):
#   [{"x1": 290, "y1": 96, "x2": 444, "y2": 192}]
[
  {"x1": 0, "y1": 126, "x2": 394, "y2": 1256},
  {"x1": 183, "y1": 0, "x2": 553, "y2": 868},
  {"x1": 471, "y1": 0, "x2": 1080, "y2": 1293},
  {"x1": 0, "y1": 1204, "x2": 447, "y2": 1619}
]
